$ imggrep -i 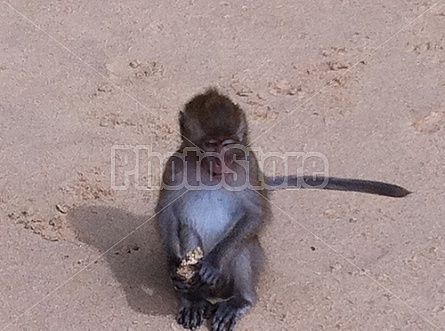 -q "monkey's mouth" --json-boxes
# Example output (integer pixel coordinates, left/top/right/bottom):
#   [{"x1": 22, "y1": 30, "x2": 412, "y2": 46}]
[
  {"x1": 207, "y1": 158, "x2": 224, "y2": 179},
  {"x1": 210, "y1": 169, "x2": 223, "y2": 179}
]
